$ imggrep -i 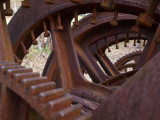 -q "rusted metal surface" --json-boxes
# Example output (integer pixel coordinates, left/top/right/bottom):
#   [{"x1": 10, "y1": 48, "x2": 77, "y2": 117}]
[
  {"x1": 93, "y1": 51, "x2": 160, "y2": 120},
  {"x1": 0, "y1": 0, "x2": 160, "y2": 120},
  {"x1": 138, "y1": 0, "x2": 160, "y2": 27},
  {"x1": 10, "y1": 10, "x2": 151, "y2": 95},
  {"x1": 0, "y1": 5, "x2": 14, "y2": 62},
  {"x1": 8, "y1": 1, "x2": 158, "y2": 86},
  {"x1": 0, "y1": 61, "x2": 91, "y2": 120},
  {"x1": 48, "y1": 15, "x2": 113, "y2": 103},
  {"x1": 9, "y1": 0, "x2": 160, "y2": 50},
  {"x1": 147, "y1": 24, "x2": 160, "y2": 62},
  {"x1": 9, "y1": 4, "x2": 158, "y2": 101},
  {"x1": 114, "y1": 50, "x2": 142, "y2": 70},
  {"x1": 43, "y1": 18, "x2": 149, "y2": 85},
  {"x1": 102, "y1": 69, "x2": 139, "y2": 86}
]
